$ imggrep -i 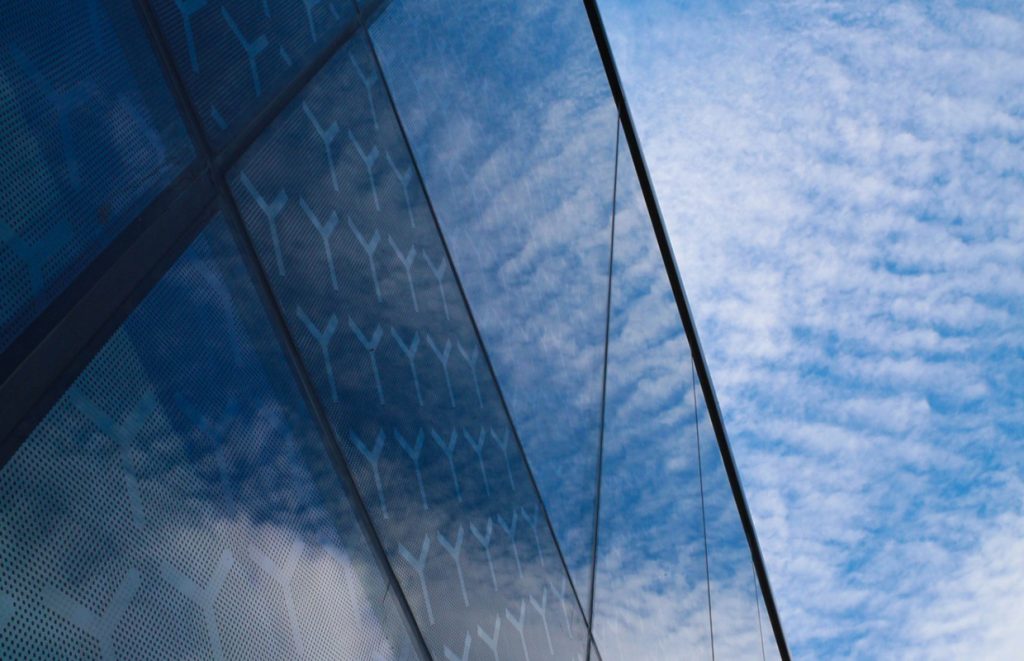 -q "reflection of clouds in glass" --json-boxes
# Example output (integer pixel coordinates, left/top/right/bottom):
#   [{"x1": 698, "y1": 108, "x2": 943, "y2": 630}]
[
  {"x1": 593, "y1": 132, "x2": 774, "y2": 659},
  {"x1": 604, "y1": 1, "x2": 1024, "y2": 657},
  {"x1": 229, "y1": 33, "x2": 590, "y2": 659},
  {"x1": 371, "y1": 0, "x2": 619, "y2": 609},
  {"x1": 0, "y1": 222, "x2": 410, "y2": 658}
]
